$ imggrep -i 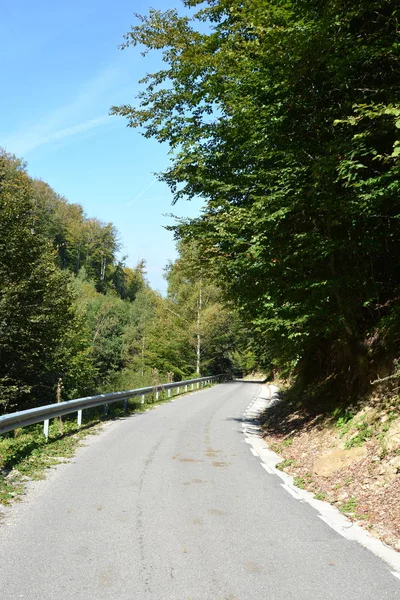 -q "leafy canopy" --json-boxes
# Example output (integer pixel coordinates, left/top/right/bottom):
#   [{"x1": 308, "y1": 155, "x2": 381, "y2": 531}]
[{"x1": 112, "y1": 0, "x2": 400, "y2": 371}]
